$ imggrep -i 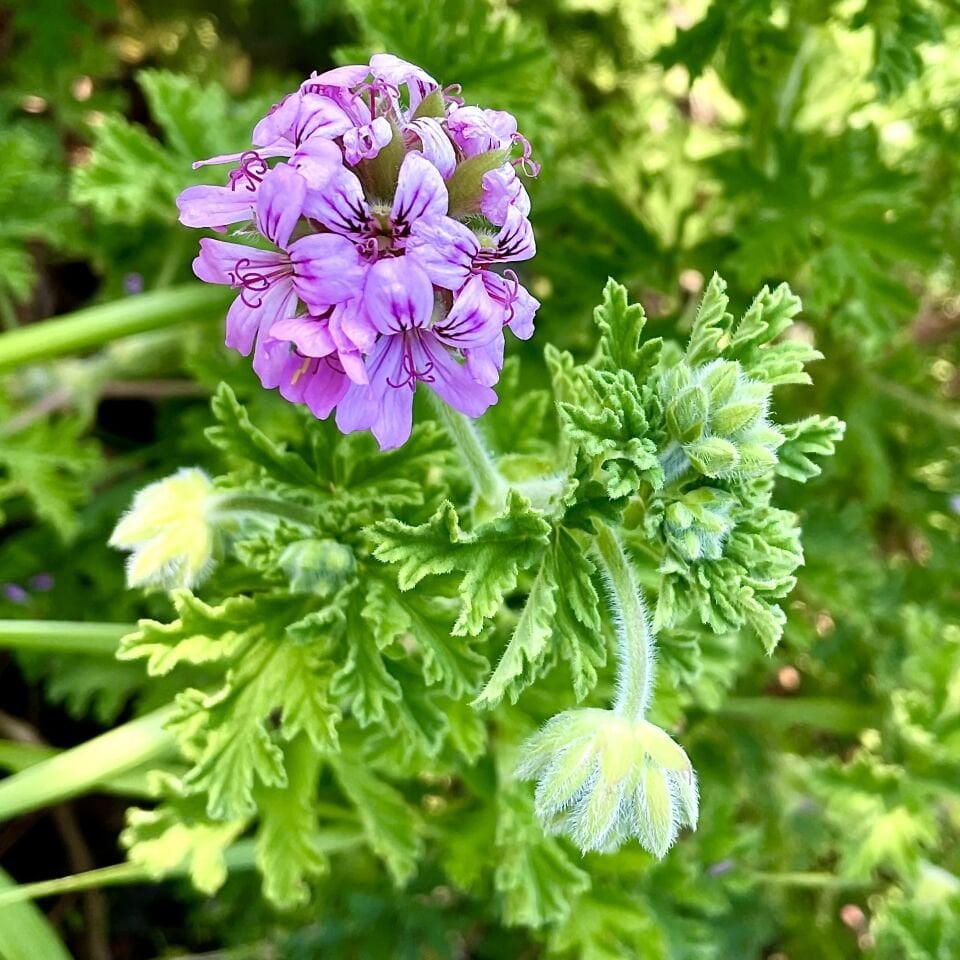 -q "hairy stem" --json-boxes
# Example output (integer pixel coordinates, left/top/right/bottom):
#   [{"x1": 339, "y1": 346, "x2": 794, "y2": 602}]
[
  {"x1": 593, "y1": 522, "x2": 655, "y2": 721},
  {"x1": 0, "y1": 285, "x2": 229, "y2": 373},
  {"x1": 428, "y1": 392, "x2": 508, "y2": 510},
  {"x1": 211, "y1": 492, "x2": 316, "y2": 527}
]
